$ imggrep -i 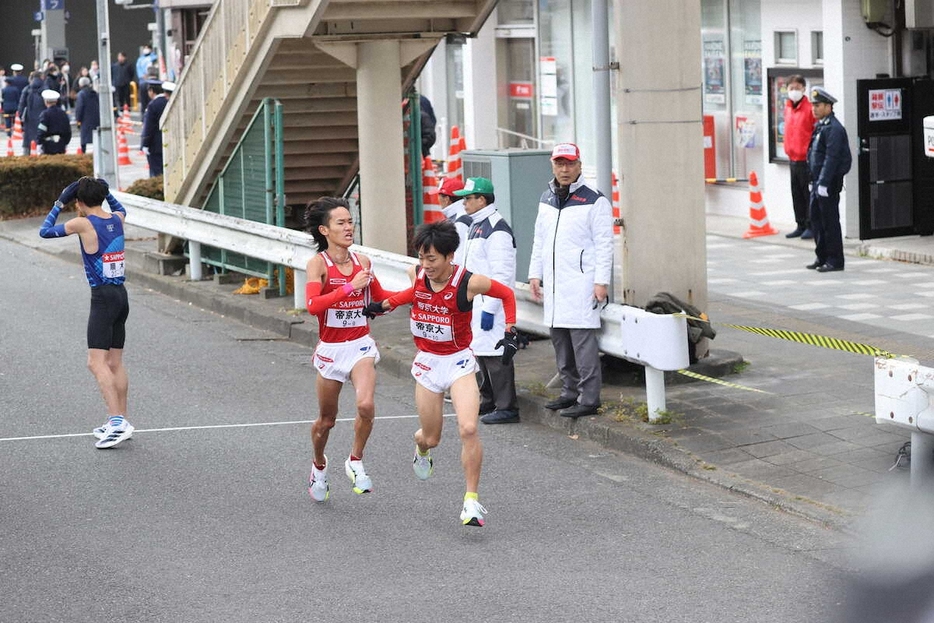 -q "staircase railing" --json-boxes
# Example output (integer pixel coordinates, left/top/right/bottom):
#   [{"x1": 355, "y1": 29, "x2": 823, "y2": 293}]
[{"x1": 162, "y1": 0, "x2": 277, "y2": 202}]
